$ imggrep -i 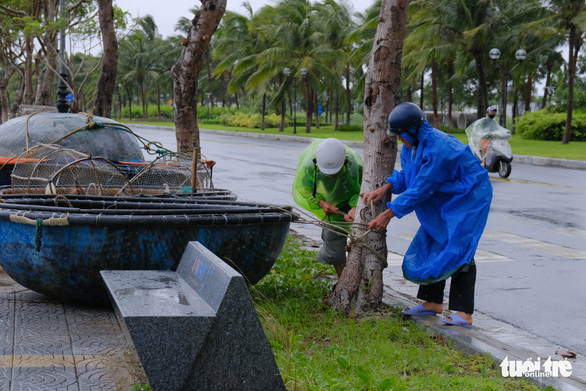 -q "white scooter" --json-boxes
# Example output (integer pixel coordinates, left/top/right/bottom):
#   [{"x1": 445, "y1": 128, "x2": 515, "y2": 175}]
[{"x1": 466, "y1": 120, "x2": 514, "y2": 178}]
